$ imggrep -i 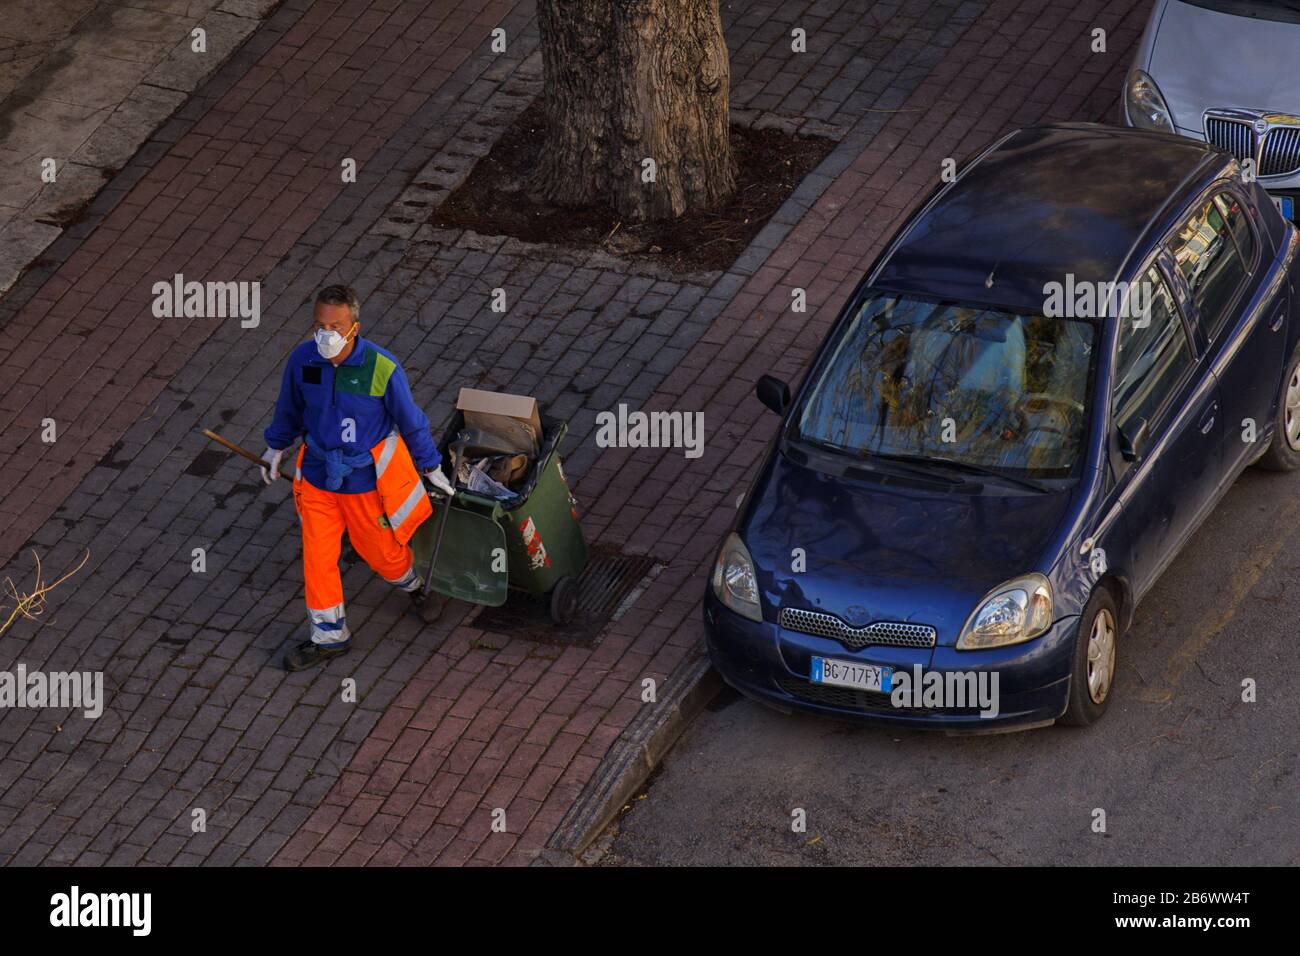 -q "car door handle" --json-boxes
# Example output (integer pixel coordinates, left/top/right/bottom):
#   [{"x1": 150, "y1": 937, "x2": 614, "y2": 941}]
[
  {"x1": 1200, "y1": 402, "x2": 1218, "y2": 435},
  {"x1": 1270, "y1": 310, "x2": 1285, "y2": 332}
]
